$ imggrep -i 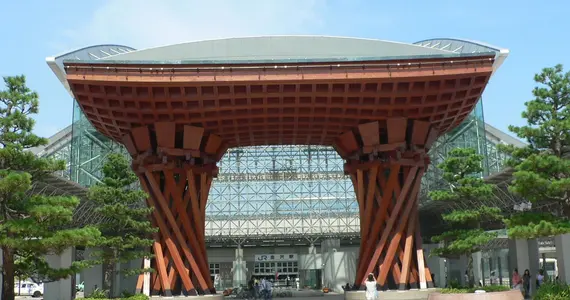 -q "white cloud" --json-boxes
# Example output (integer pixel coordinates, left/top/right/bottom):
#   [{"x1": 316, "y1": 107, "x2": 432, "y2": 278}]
[{"x1": 62, "y1": 0, "x2": 327, "y2": 50}]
